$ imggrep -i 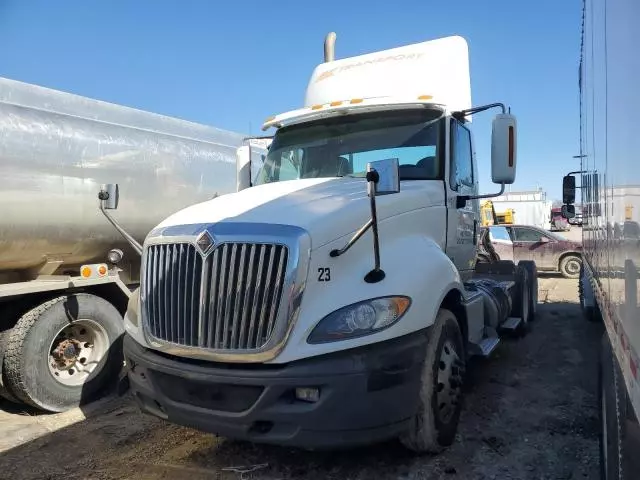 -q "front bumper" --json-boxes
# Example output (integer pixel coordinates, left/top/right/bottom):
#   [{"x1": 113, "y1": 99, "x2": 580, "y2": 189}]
[{"x1": 123, "y1": 330, "x2": 428, "y2": 449}]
